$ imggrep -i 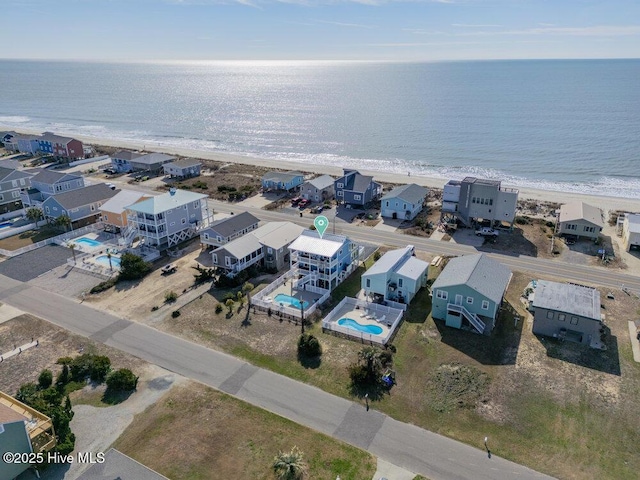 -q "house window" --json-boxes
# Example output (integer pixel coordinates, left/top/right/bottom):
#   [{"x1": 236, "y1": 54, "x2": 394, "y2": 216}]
[
  {"x1": 45, "y1": 206, "x2": 50, "y2": 213},
  {"x1": 546, "y1": 311, "x2": 554, "y2": 319},
  {"x1": 403, "y1": 203, "x2": 407, "y2": 209},
  {"x1": 103, "y1": 215, "x2": 108, "y2": 221},
  {"x1": 337, "y1": 191, "x2": 343, "y2": 197},
  {"x1": 558, "y1": 314, "x2": 566, "y2": 322},
  {"x1": 398, "y1": 278, "x2": 403, "y2": 287},
  {"x1": 472, "y1": 197, "x2": 476, "y2": 204},
  {"x1": 366, "y1": 279, "x2": 370, "y2": 288},
  {"x1": 267, "y1": 247, "x2": 273, "y2": 254},
  {"x1": 12, "y1": 191, "x2": 19, "y2": 198},
  {"x1": 170, "y1": 222, "x2": 175, "y2": 226},
  {"x1": 489, "y1": 199, "x2": 493, "y2": 206},
  {"x1": 337, "y1": 182, "x2": 344, "y2": 188},
  {"x1": 466, "y1": 297, "x2": 473, "y2": 304},
  {"x1": 193, "y1": 201, "x2": 199, "y2": 208},
  {"x1": 11, "y1": 180, "x2": 17, "y2": 187},
  {"x1": 168, "y1": 209, "x2": 173, "y2": 214},
  {"x1": 90, "y1": 205, "x2": 95, "y2": 211},
  {"x1": 481, "y1": 300, "x2": 489, "y2": 310},
  {"x1": 225, "y1": 257, "x2": 232, "y2": 266},
  {"x1": 436, "y1": 290, "x2": 448, "y2": 300},
  {"x1": 212, "y1": 253, "x2": 218, "y2": 263},
  {"x1": 570, "y1": 316, "x2": 579, "y2": 325},
  {"x1": 204, "y1": 233, "x2": 209, "y2": 240},
  {"x1": 181, "y1": 218, "x2": 186, "y2": 224},
  {"x1": 354, "y1": 194, "x2": 361, "y2": 201},
  {"x1": 216, "y1": 235, "x2": 222, "y2": 242},
  {"x1": 386, "y1": 201, "x2": 389, "y2": 207},
  {"x1": 279, "y1": 248, "x2": 283, "y2": 253}
]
